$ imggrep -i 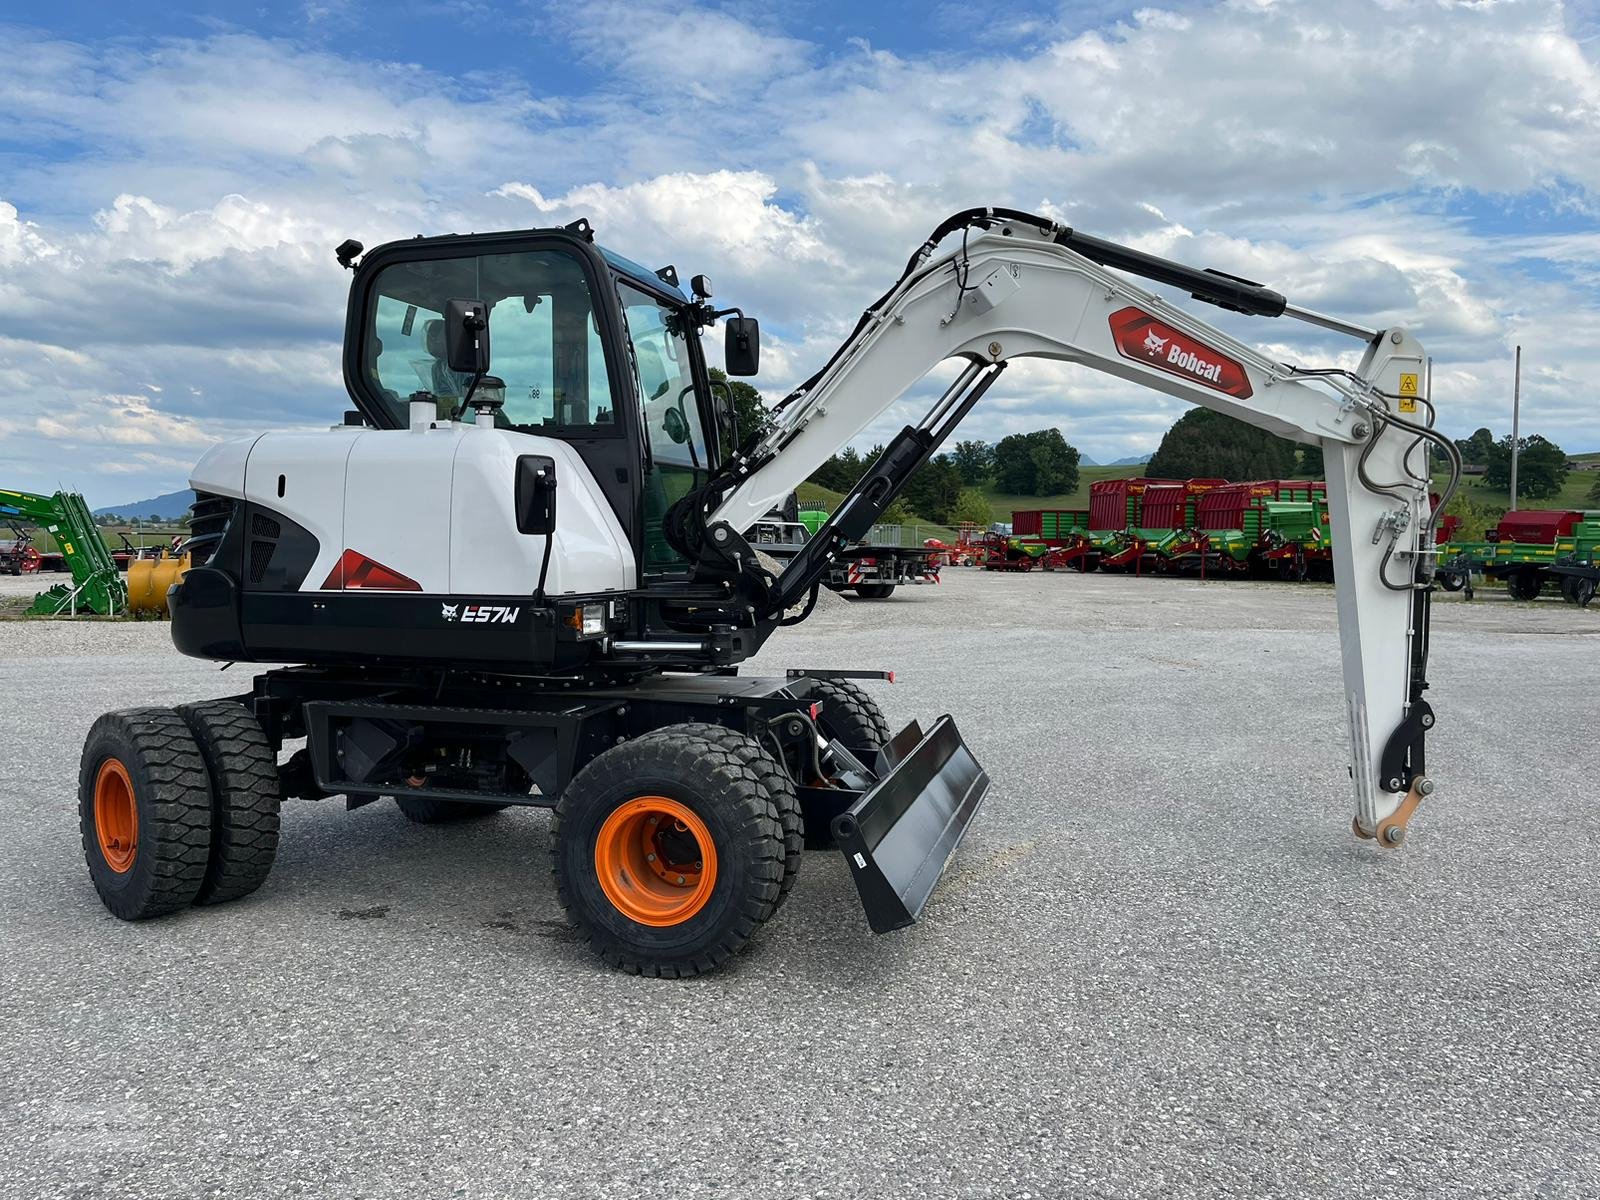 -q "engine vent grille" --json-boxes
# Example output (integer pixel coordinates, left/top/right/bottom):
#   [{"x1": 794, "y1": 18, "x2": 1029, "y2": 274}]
[
  {"x1": 186, "y1": 492, "x2": 238, "y2": 568},
  {"x1": 251, "y1": 512, "x2": 281, "y2": 540}
]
